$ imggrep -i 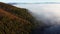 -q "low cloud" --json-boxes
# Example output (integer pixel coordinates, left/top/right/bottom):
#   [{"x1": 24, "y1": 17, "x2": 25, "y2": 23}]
[{"x1": 14, "y1": 4, "x2": 60, "y2": 26}]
